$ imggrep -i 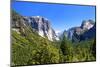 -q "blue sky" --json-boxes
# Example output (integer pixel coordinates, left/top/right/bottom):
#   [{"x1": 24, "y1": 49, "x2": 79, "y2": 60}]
[{"x1": 11, "y1": 1, "x2": 96, "y2": 32}]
